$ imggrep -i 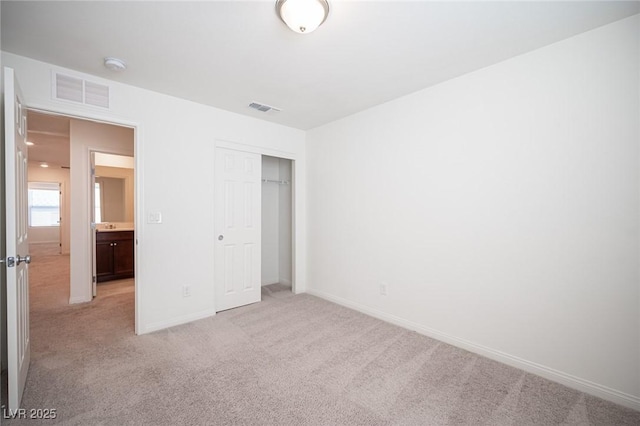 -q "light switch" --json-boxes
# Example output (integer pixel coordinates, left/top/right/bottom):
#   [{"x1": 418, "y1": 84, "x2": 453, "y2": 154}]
[{"x1": 147, "y1": 212, "x2": 162, "y2": 224}]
